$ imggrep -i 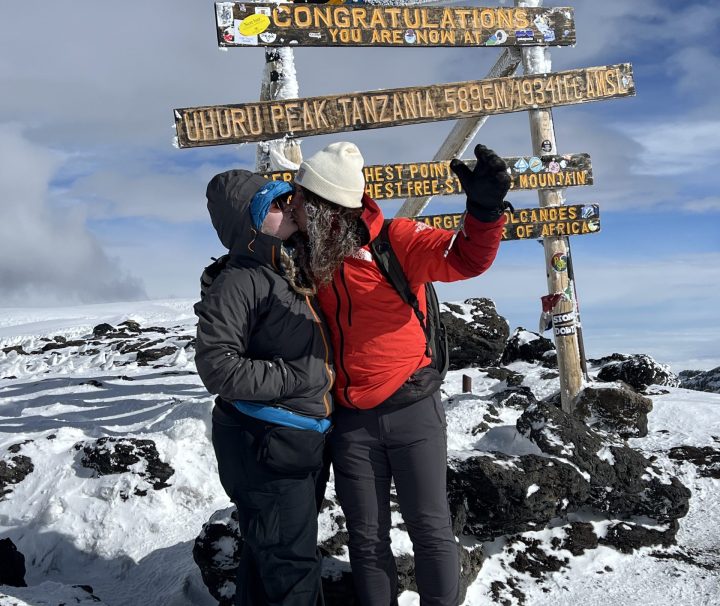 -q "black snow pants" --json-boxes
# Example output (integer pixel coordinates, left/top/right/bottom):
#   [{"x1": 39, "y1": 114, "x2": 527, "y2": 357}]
[
  {"x1": 330, "y1": 391, "x2": 459, "y2": 606},
  {"x1": 211, "y1": 400, "x2": 330, "y2": 606}
]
